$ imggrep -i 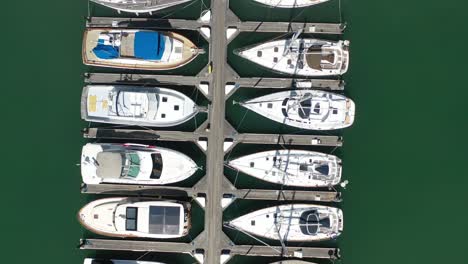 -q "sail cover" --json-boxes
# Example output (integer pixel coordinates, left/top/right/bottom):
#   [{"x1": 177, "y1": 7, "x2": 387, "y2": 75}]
[{"x1": 134, "y1": 31, "x2": 166, "y2": 60}]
